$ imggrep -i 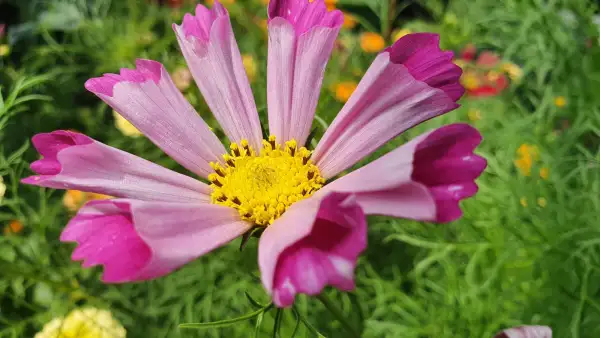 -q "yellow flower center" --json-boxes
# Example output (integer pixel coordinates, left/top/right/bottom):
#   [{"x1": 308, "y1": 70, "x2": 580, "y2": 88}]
[{"x1": 209, "y1": 136, "x2": 325, "y2": 226}]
